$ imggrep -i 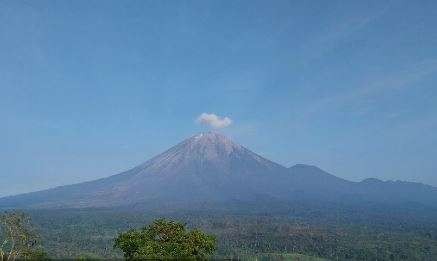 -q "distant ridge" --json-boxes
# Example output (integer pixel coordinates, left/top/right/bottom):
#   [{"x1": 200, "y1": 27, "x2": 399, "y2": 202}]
[{"x1": 1, "y1": 131, "x2": 436, "y2": 209}]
